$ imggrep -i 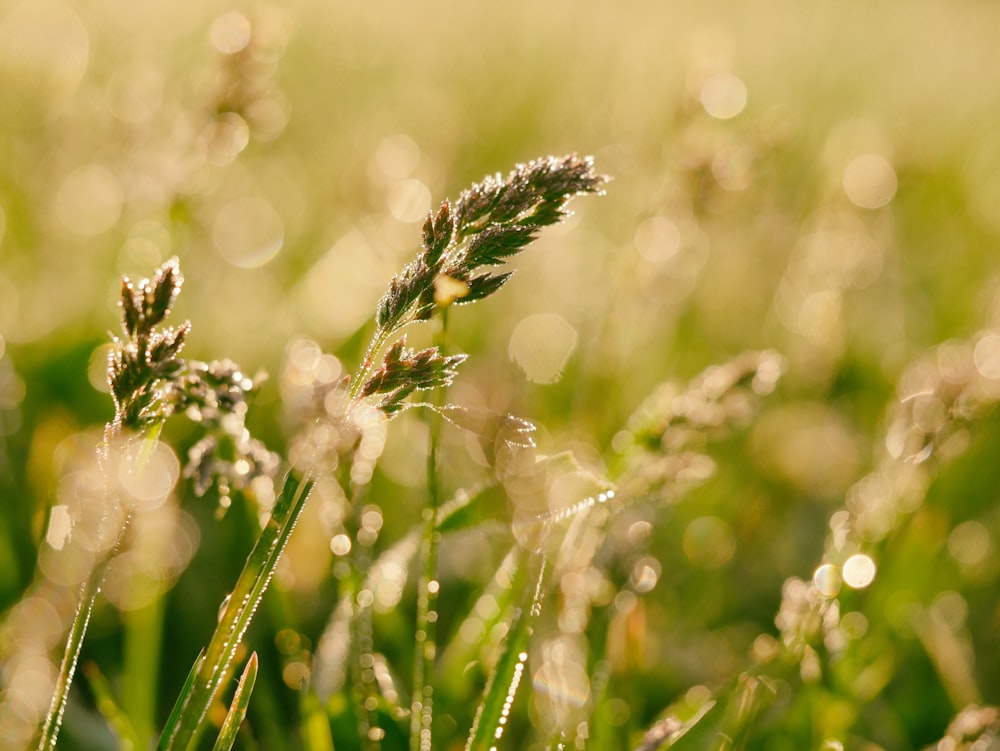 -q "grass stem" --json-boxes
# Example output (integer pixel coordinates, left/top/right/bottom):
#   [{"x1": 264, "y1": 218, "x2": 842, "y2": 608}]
[{"x1": 411, "y1": 310, "x2": 448, "y2": 751}]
